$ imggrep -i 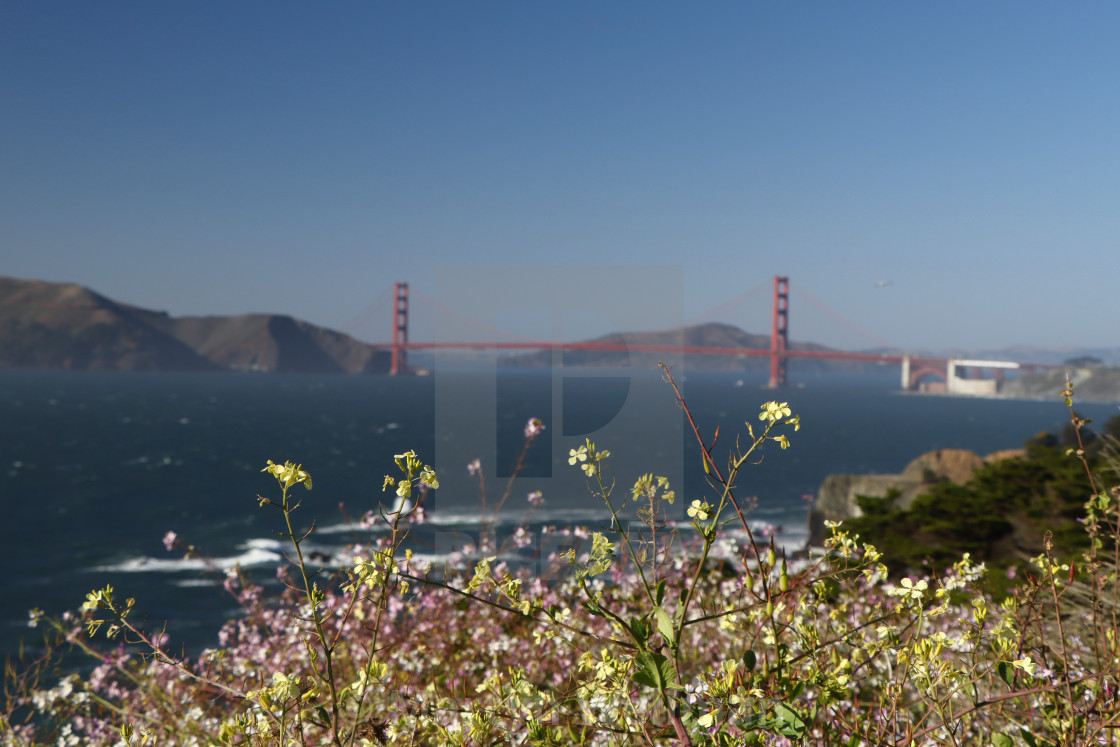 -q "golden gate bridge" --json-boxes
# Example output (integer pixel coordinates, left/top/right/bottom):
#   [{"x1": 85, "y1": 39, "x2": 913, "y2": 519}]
[{"x1": 360, "y1": 277, "x2": 1056, "y2": 391}]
